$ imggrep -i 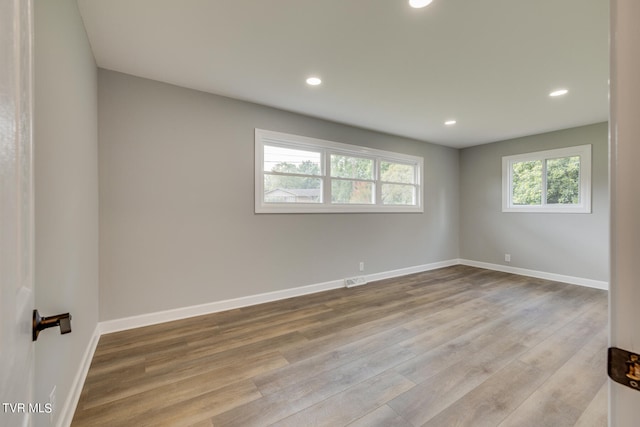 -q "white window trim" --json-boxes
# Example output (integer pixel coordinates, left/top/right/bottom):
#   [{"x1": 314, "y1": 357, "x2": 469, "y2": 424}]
[
  {"x1": 255, "y1": 129, "x2": 424, "y2": 214},
  {"x1": 502, "y1": 144, "x2": 592, "y2": 213}
]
